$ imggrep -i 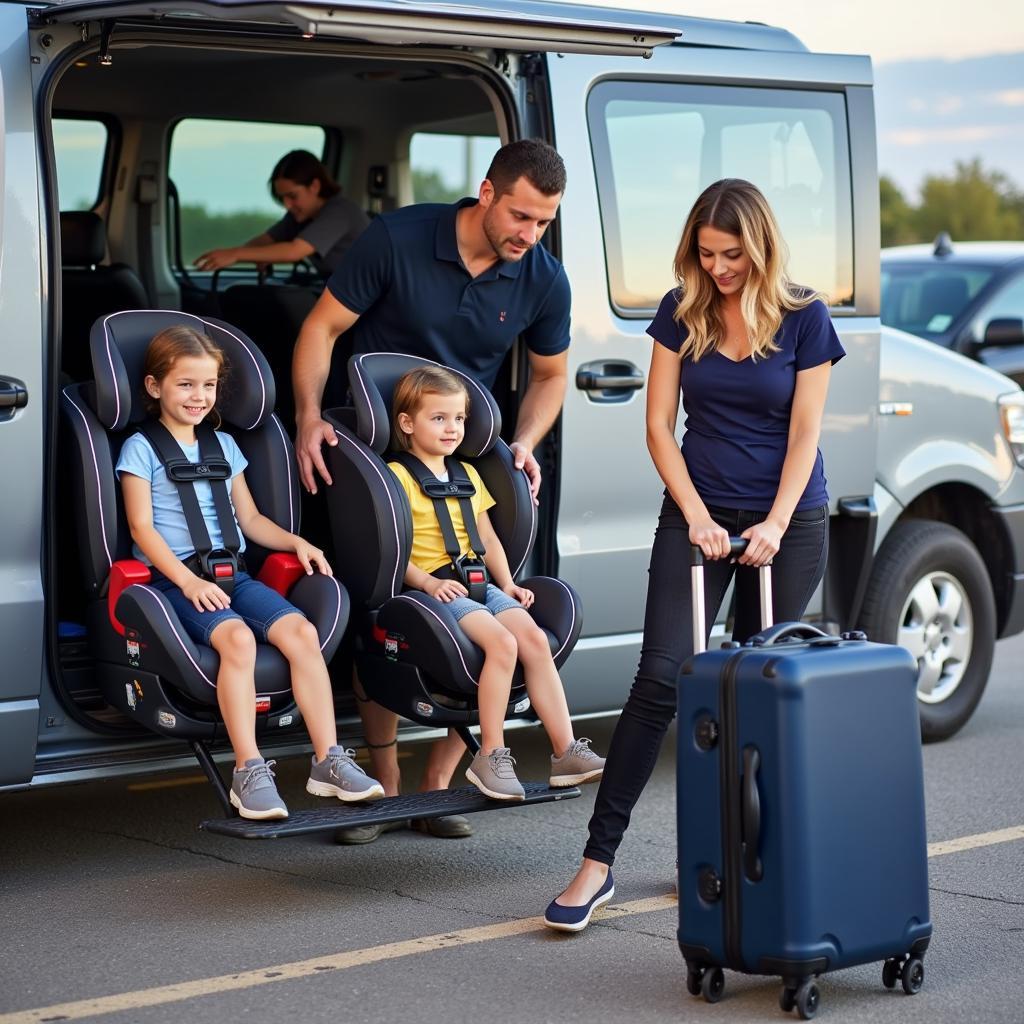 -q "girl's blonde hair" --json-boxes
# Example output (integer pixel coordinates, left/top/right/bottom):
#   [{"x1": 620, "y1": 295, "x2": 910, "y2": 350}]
[
  {"x1": 391, "y1": 366, "x2": 470, "y2": 452},
  {"x1": 672, "y1": 178, "x2": 825, "y2": 361},
  {"x1": 143, "y1": 325, "x2": 227, "y2": 423}
]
